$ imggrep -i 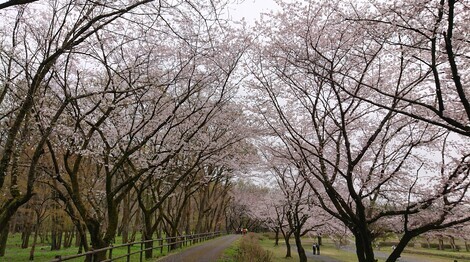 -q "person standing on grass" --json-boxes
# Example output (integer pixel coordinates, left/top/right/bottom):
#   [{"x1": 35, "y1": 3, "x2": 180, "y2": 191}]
[{"x1": 313, "y1": 243, "x2": 317, "y2": 255}]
